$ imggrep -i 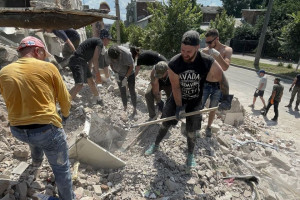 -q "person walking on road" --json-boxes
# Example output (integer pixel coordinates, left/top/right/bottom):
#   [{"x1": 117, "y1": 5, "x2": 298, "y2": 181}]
[
  {"x1": 145, "y1": 61, "x2": 172, "y2": 120},
  {"x1": 144, "y1": 30, "x2": 231, "y2": 168},
  {"x1": 105, "y1": 45, "x2": 137, "y2": 115},
  {"x1": 201, "y1": 29, "x2": 233, "y2": 137},
  {"x1": 262, "y1": 77, "x2": 284, "y2": 121},
  {"x1": 285, "y1": 74, "x2": 300, "y2": 111},
  {"x1": 68, "y1": 37, "x2": 104, "y2": 105},
  {"x1": 0, "y1": 36, "x2": 75, "y2": 199},
  {"x1": 249, "y1": 69, "x2": 267, "y2": 109}
]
